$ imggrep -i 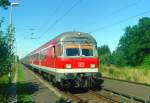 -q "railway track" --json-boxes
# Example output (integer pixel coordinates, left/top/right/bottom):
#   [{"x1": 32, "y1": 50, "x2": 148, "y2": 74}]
[
  {"x1": 23, "y1": 65, "x2": 150, "y2": 103},
  {"x1": 102, "y1": 77, "x2": 150, "y2": 103},
  {"x1": 35, "y1": 75, "x2": 116, "y2": 103},
  {"x1": 23, "y1": 65, "x2": 119, "y2": 103},
  {"x1": 59, "y1": 78, "x2": 150, "y2": 103},
  {"x1": 102, "y1": 76, "x2": 150, "y2": 86},
  {"x1": 64, "y1": 77, "x2": 150, "y2": 103},
  {"x1": 96, "y1": 88, "x2": 149, "y2": 103},
  {"x1": 63, "y1": 90, "x2": 117, "y2": 103}
]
